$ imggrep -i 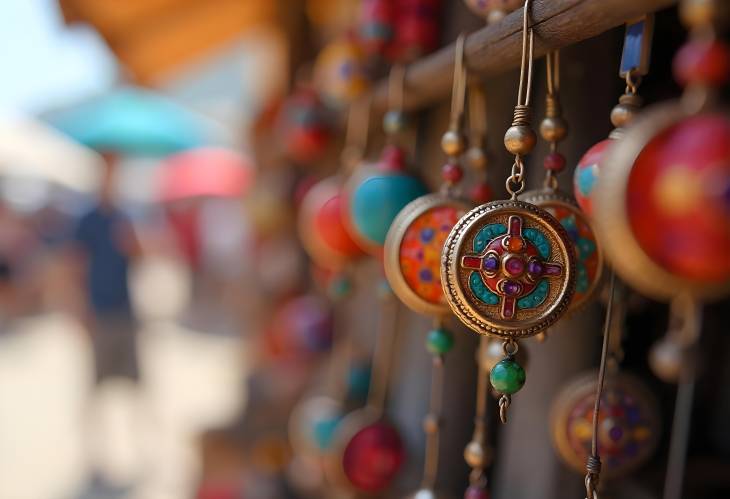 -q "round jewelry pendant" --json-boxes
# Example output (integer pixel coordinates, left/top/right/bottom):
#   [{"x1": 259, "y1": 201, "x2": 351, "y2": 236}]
[
  {"x1": 384, "y1": 193, "x2": 472, "y2": 316},
  {"x1": 595, "y1": 103, "x2": 730, "y2": 301},
  {"x1": 441, "y1": 200, "x2": 576, "y2": 338},
  {"x1": 550, "y1": 371, "x2": 661, "y2": 479},
  {"x1": 519, "y1": 188, "x2": 603, "y2": 312}
]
